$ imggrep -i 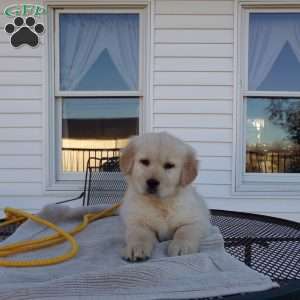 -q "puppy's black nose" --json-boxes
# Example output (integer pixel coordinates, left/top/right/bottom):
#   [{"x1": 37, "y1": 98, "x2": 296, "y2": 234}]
[{"x1": 146, "y1": 178, "x2": 160, "y2": 192}]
